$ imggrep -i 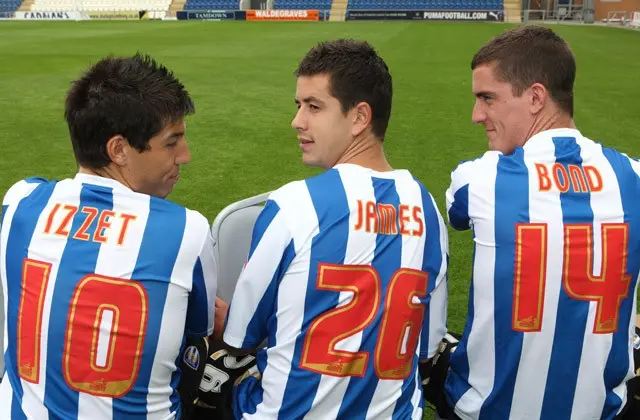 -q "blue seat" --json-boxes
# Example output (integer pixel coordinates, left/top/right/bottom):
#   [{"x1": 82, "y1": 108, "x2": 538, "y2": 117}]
[
  {"x1": 184, "y1": 0, "x2": 240, "y2": 9},
  {"x1": 274, "y1": 0, "x2": 333, "y2": 8},
  {"x1": 0, "y1": 2, "x2": 19, "y2": 12}
]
